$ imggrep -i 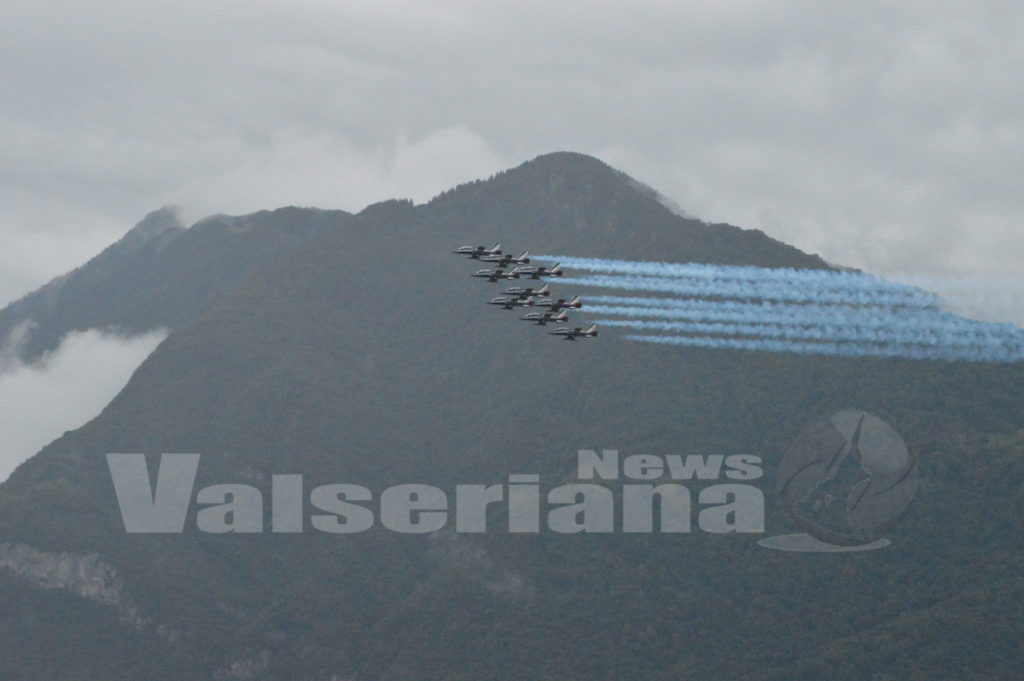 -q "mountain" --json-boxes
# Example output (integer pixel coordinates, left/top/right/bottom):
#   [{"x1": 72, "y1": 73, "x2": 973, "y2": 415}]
[
  {"x1": 0, "y1": 153, "x2": 828, "y2": 364},
  {"x1": 0, "y1": 152, "x2": 1020, "y2": 680},
  {"x1": 0, "y1": 205, "x2": 353, "y2": 362}
]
